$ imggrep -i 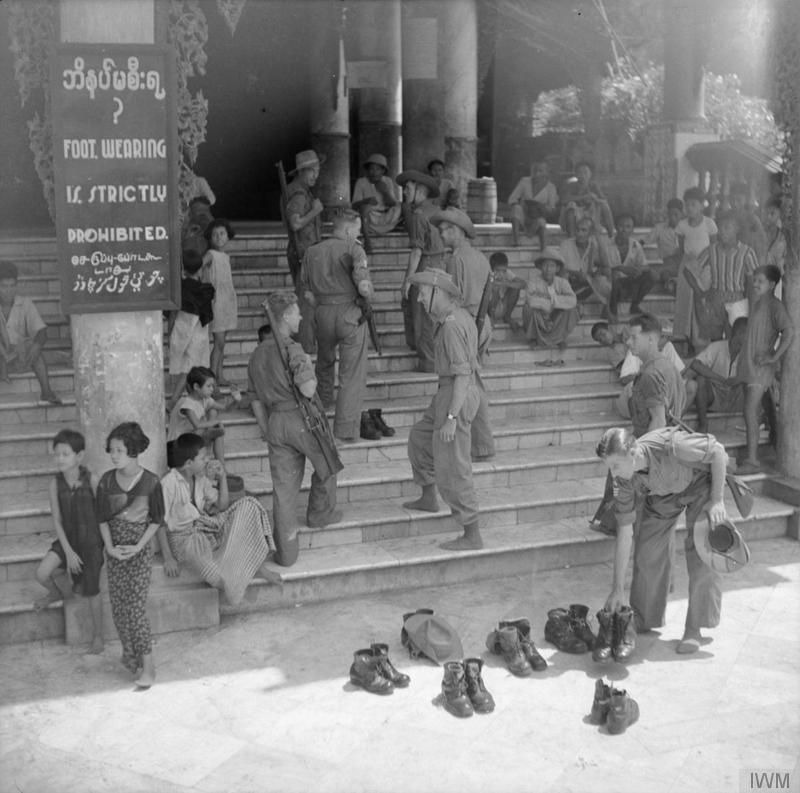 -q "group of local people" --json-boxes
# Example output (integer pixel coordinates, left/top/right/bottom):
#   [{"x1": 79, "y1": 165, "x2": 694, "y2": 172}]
[{"x1": 25, "y1": 147, "x2": 793, "y2": 686}]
